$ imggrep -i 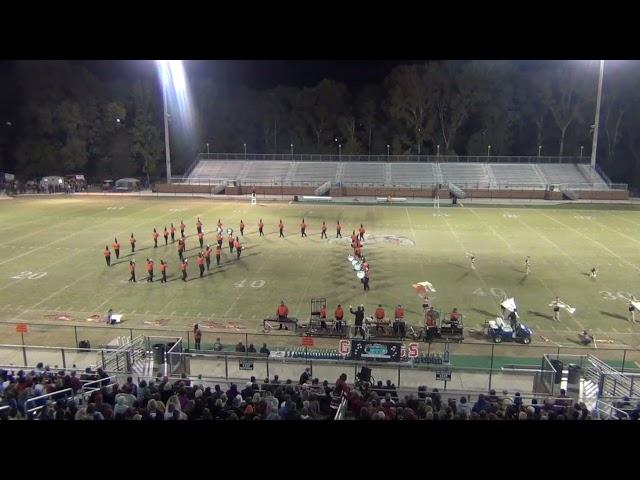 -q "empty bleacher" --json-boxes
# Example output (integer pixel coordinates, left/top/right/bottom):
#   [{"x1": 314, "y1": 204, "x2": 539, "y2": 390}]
[
  {"x1": 240, "y1": 161, "x2": 292, "y2": 184},
  {"x1": 189, "y1": 160, "x2": 244, "y2": 181},
  {"x1": 389, "y1": 163, "x2": 439, "y2": 186},
  {"x1": 488, "y1": 164, "x2": 546, "y2": 188},
  {"x1": 341, "y1": 162, "x2": 386, "y2": 185},
  {"x1": 291, "y1": 162, "x2": 339, "y2": 184},
  {"x1": 537, "y1": 164, "x2": 603, "y2": 188},
  {"x1": 439, "y1": 163, "x2": 491, "y2": 187}
]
